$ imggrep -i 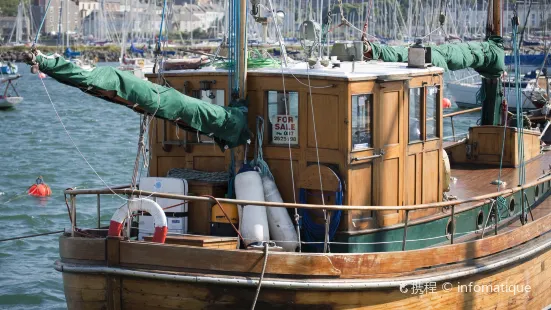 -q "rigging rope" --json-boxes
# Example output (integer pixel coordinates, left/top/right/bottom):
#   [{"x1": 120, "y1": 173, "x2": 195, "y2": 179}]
[
  {"x1": 33, "y1": 0, "x2": 53, "y2": 45},
  {"x1": 250, "y1": 242, "x2": 269, "y2": 310},
  {"x1": 0, "y1": 230, "x2": 65, "y2": 242}
]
